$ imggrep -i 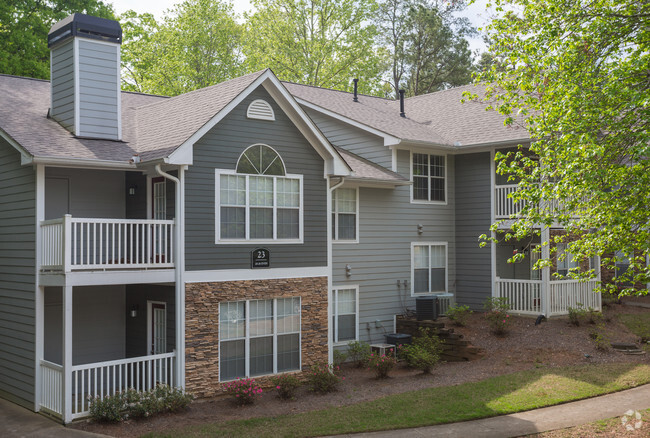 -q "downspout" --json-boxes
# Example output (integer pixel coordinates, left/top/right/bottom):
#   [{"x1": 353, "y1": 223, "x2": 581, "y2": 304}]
[
  {"x1": 155, "y1": 164, "x2": 185, "y2": 389},
  {"x1": 327, "y1": 176, "x2": 345, "y2": 365}
]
